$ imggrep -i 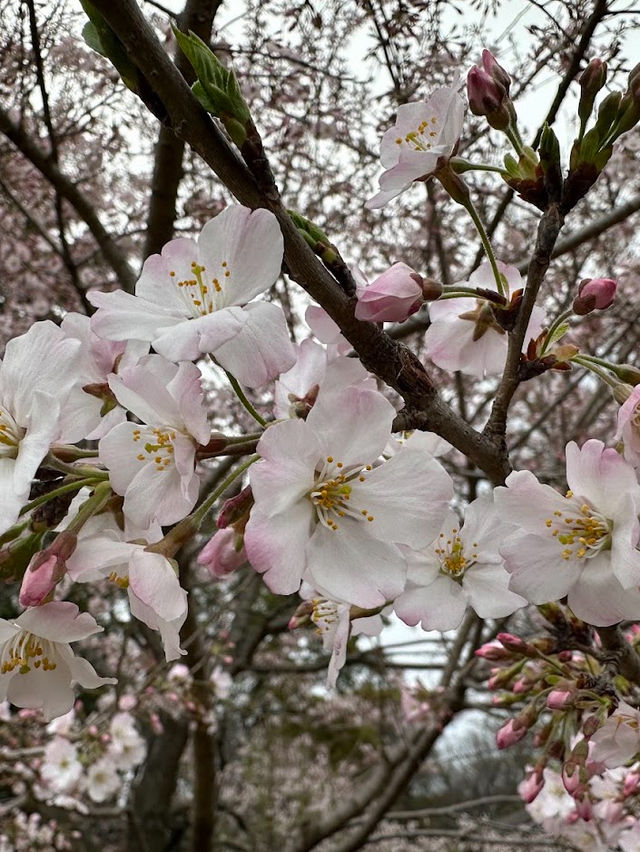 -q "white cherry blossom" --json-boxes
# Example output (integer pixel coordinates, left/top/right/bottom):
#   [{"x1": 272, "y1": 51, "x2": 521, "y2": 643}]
[
  {"x1": 245, "y1": 384, "x2": 453, "y2": 607},
  {"x1": 89, "y1": 205, "x2": 295, "y2": 387}
]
